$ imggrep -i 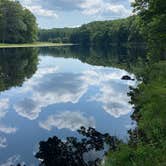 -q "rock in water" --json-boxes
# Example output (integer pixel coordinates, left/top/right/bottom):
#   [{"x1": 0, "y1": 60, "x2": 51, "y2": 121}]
[{"x1": 121, "y1": 75, "x2": 134, "y2": 80}]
